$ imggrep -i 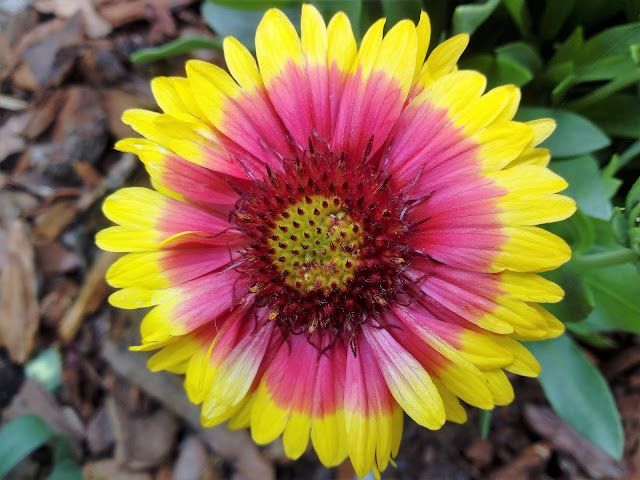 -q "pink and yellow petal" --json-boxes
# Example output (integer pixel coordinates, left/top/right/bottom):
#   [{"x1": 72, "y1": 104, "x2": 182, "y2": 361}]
[
  {"x1": 255, "y1": 6, "x2": 333, "y2": 146},
  {"x1": 106, "y1": 241, "x2": 239, "y2": 290},
  {"x1": 390, "y1": 307, "x2": 495, "y2": 409},
  {"x1": 432, "y1": 379, "x2": 467, "y2": 424},
  {"x1": 411, "y1": 33, "x2": 469, "y2": 96},
  {"x1": 432, "y1": 323, "x2": 514, "y2": 371},
  {"x1": 527, "y1": 118, "x2": 556, "y2": 146},
  {"x1": 310, "y1": 342, "x2": 348, "y2": 467},
  {"x1": 186, "y1": 59, "x2": 293, "y2": 168},
  {"x1": 327, "y1": 11, "x2": 357, "y2": 126},
  {"x1": 508, "y1": 147, "x2": 551, "y2": 168},
  {"x1": 98, "y1": 187, "x2": 233, "y2": 253},
  {"x1": 223, "y1": 36, "x2": 263, "y2": 90},
  {"x1": 200, "y1": 319, "x2": 275, "y2": 425},
  {"x1": 453, "y1": 84, "x2": 520, "y2": 136},
  {"x1": 116, "y1": 115, "x2": 248, "y2": 180},
  {"x1": 482, "y1": 369, "x2": 515, "y2": 406},
  {"x1": 345, "y1": 338, "x2": 399, "y2": 477},
  {"x1": 413, "y1": 12, "x2": 431, "y2": 83},
  {"x1": 332, "y1": 18, "x2": 418, "y2": 161},
  {"x1": 138, "y1": 269, "x2": 249, "y2": 344},
  {"x1": 493, "y1": 336, "x2": 541, "y2": 377},
  {"x1": 362, "y1": 325, "x2": 445, "y2": 430},
  {"x1": 251, "y1": 336, "x2": 318, "y2": 446},
  {"x1": 116, "y1": 138, "x2": 240, "y2": 207},
  {"x1": 494, "y1": 226, "x2": 572, "y2": 272},
  {"x1": 425, "y1": 70, "x2": 487, "y2": 124},
  {"x1": 227, "y1": 393, "x2": 255, "y2": 430},
  {"x1": 408, "y1": 259, "x2": 561, "y2": 337}
]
